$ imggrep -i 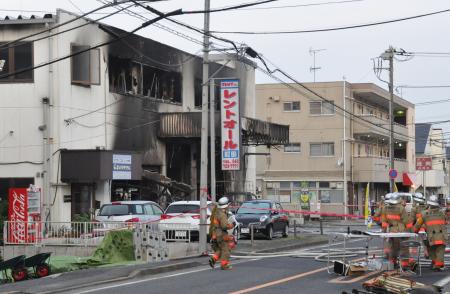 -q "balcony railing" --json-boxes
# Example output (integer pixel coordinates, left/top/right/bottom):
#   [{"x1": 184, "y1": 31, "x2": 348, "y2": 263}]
[{"x1": 353, "y1": 114, "x2": 409, "y2": 140}]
